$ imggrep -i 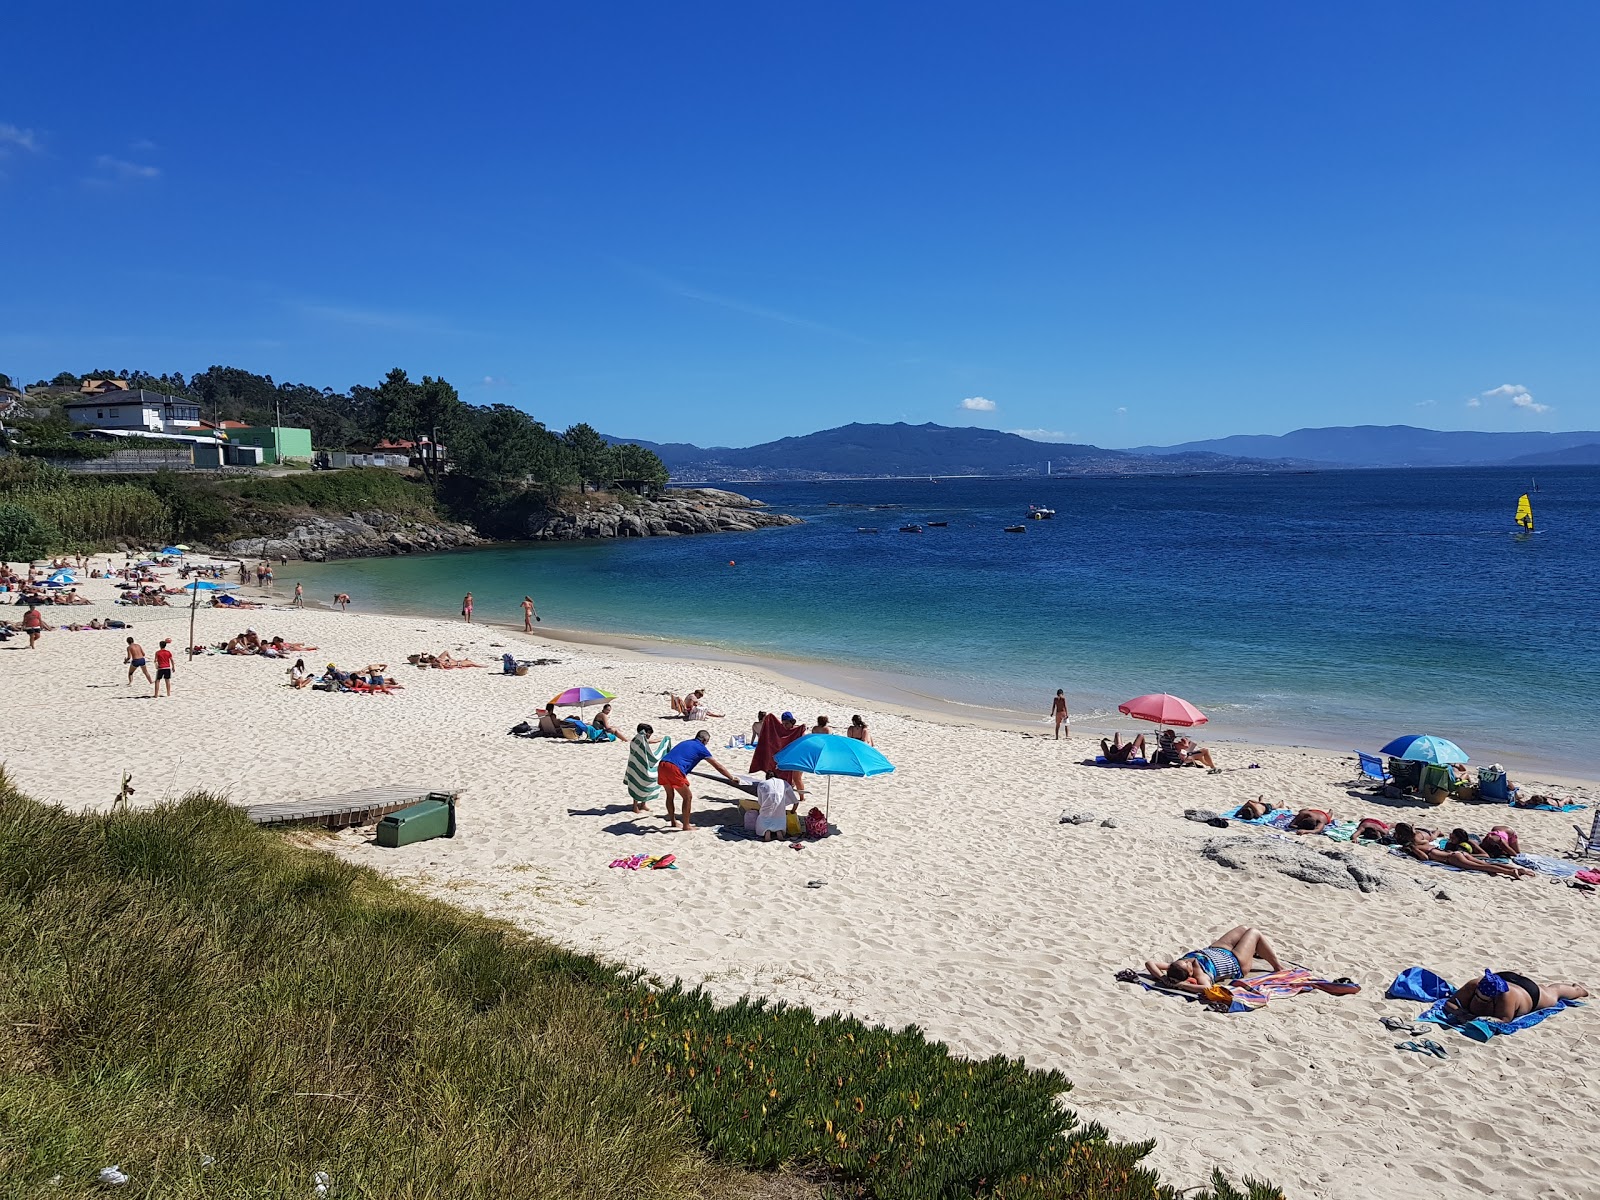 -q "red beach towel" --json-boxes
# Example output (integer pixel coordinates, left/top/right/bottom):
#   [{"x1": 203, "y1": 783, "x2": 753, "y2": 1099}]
[{"x1": 750, "y1": 713, "x2": 807, "y2": 785}]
